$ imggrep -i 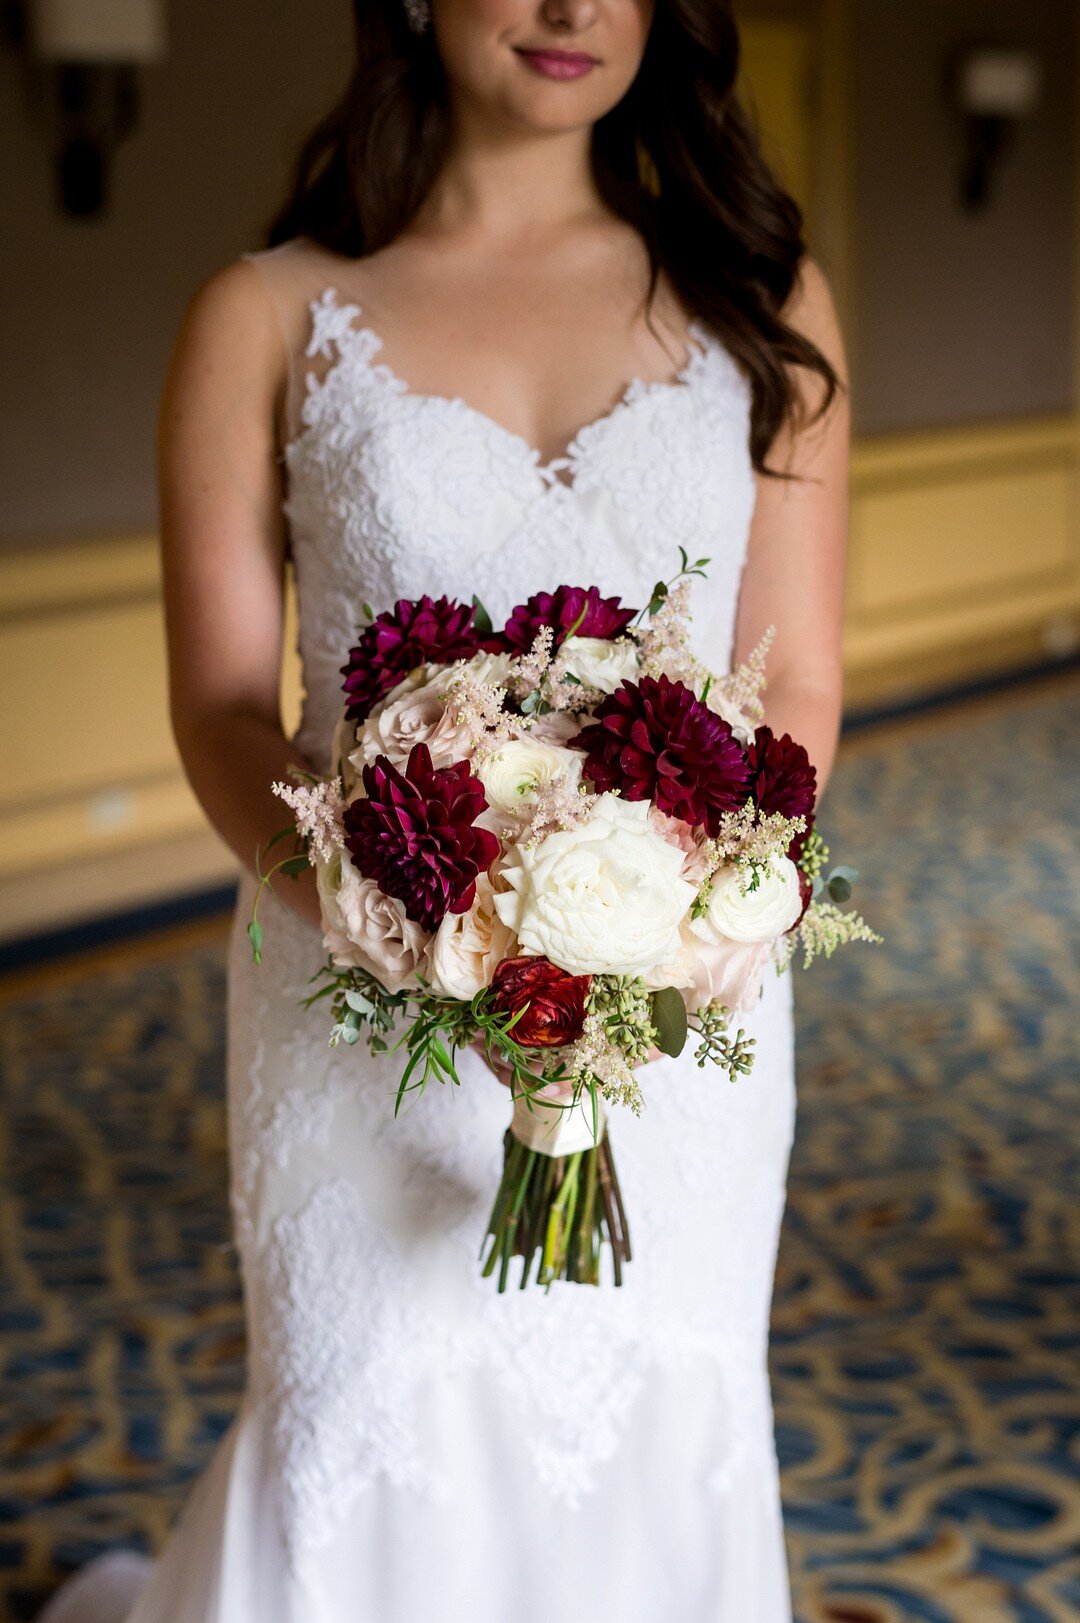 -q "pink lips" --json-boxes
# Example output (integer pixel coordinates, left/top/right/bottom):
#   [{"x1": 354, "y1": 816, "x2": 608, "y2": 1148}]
[{"x1": 515, "y1": 47, "x2": 598, "y2": 81}]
